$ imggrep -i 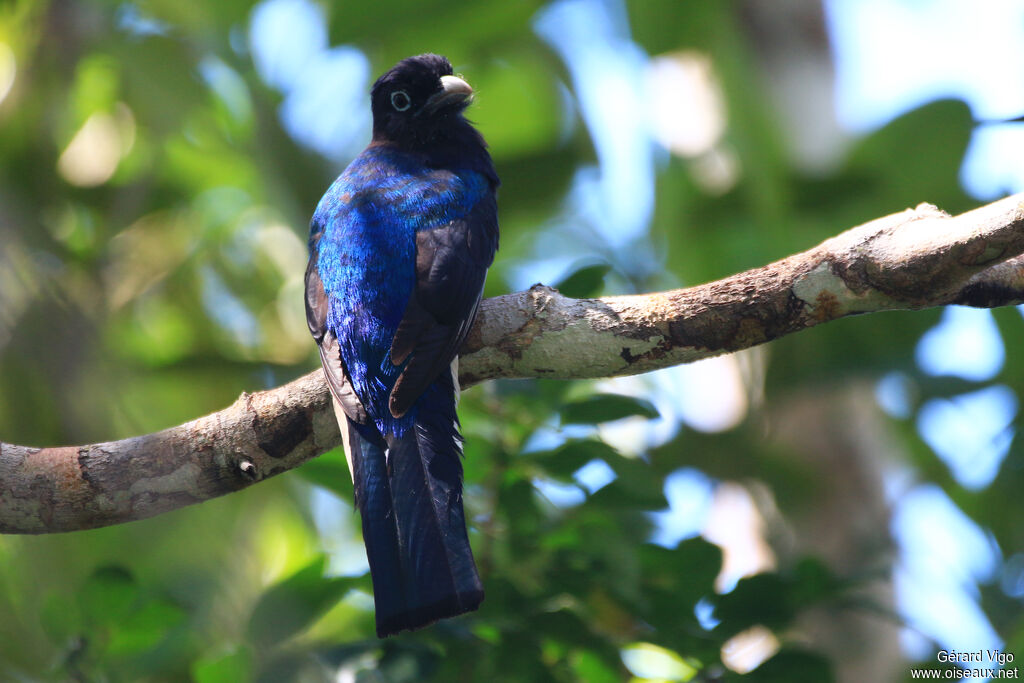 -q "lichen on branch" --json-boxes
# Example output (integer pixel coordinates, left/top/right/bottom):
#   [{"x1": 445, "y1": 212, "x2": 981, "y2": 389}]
[{"x1": 2, "y1": 193, "x2": 1022, "y2": 534}]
